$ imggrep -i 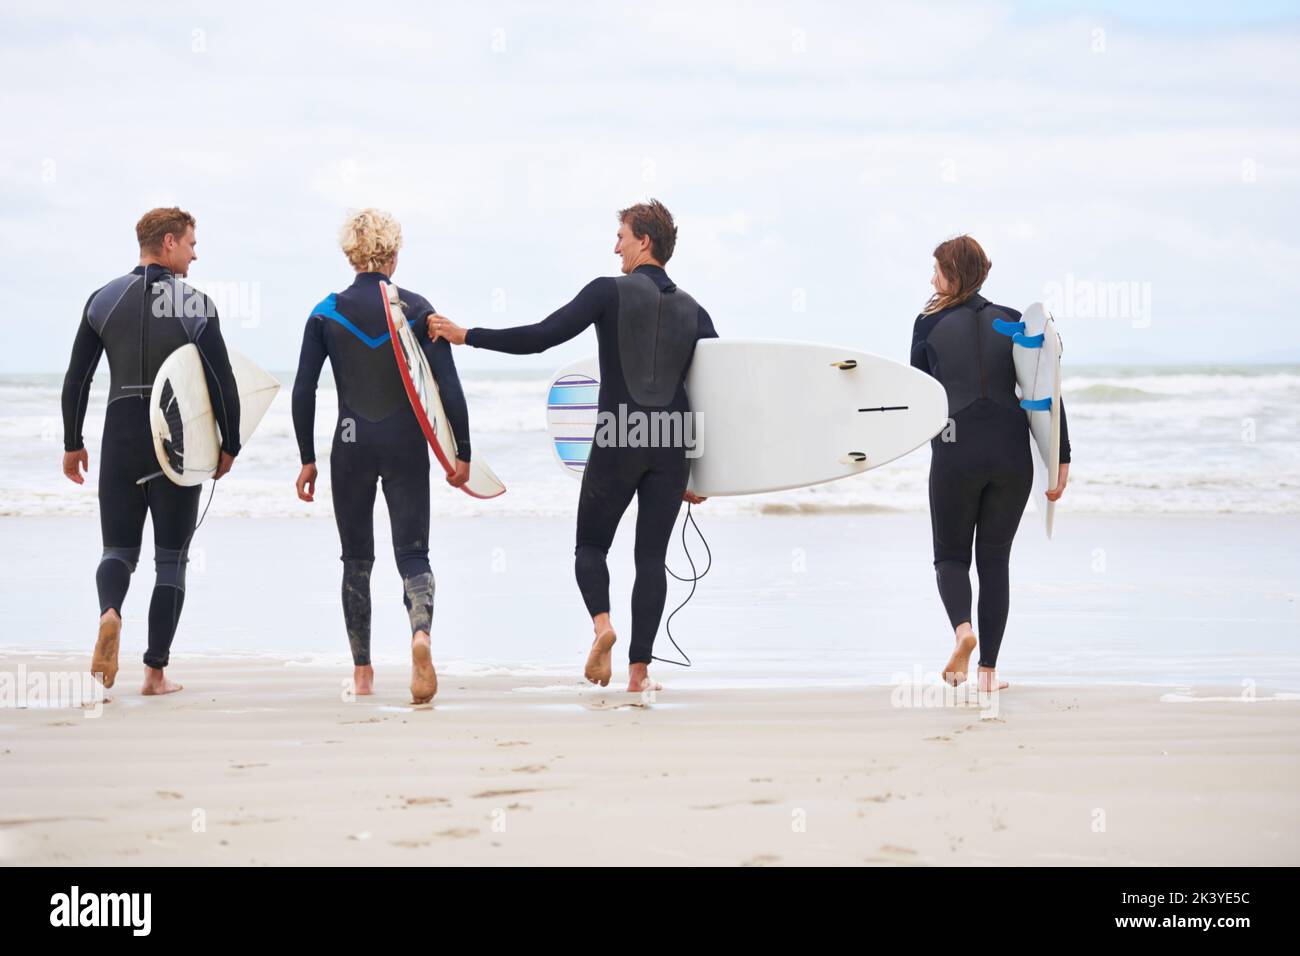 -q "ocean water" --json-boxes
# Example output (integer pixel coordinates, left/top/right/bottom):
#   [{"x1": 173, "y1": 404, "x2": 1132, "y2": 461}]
[{"x1": 4, "y1": 364, "x2": 1297, "y2": 519}]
